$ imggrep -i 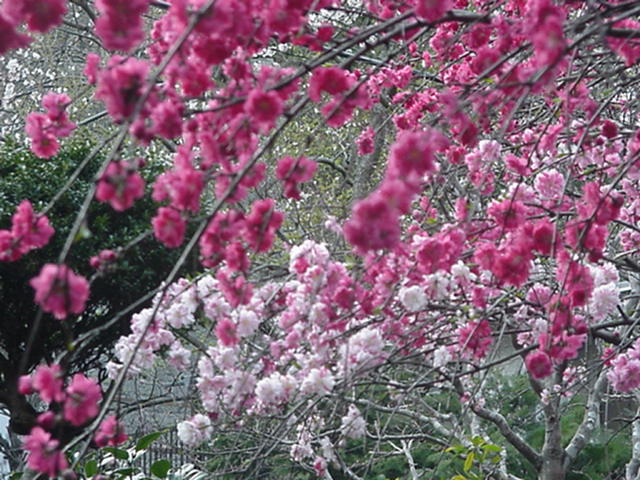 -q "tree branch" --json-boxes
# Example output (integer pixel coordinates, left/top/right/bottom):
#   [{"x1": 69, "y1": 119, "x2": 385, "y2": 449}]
[
  {"x1": 471, "y1": 403, "x2": 542, "y2": 470},
  {"x1": 564, "y1": 370, "x2": 609, "y2": 470}
]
